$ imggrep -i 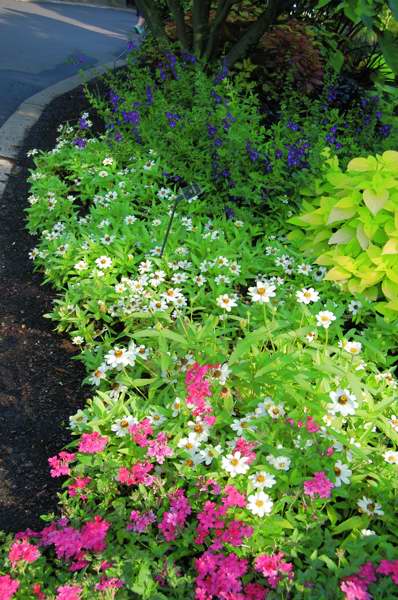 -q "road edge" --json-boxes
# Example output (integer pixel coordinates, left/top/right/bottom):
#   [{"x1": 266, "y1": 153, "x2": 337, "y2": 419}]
[{"x1": 0, "y1": 57, "x2": 127, "y2": 196}]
